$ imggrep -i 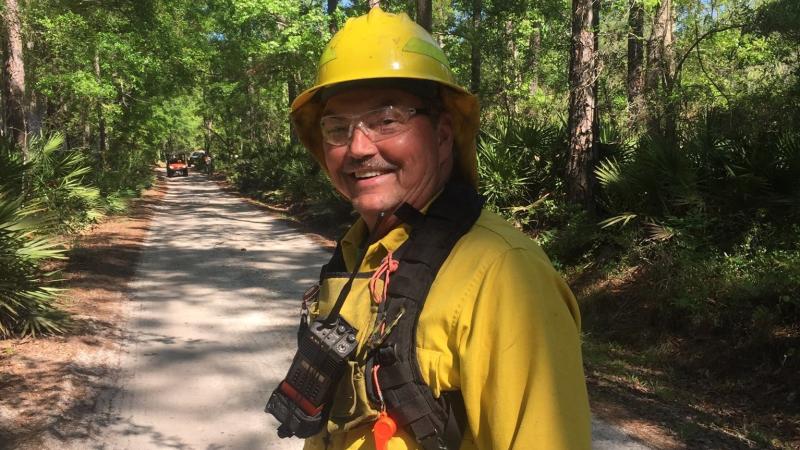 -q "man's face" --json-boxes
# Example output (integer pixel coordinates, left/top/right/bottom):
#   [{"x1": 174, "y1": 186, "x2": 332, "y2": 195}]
[{"x1": 321, "y1": 88, "x2": 454, "y2": 232}]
